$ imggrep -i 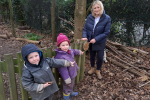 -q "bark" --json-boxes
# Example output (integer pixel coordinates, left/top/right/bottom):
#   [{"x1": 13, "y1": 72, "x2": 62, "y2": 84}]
[
  {"x1": 51, "y1": 0, "x2": 56, "y2": 42},
  {"x1": 8, "y1": 0, "x2": 16, "y2": 37}
]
